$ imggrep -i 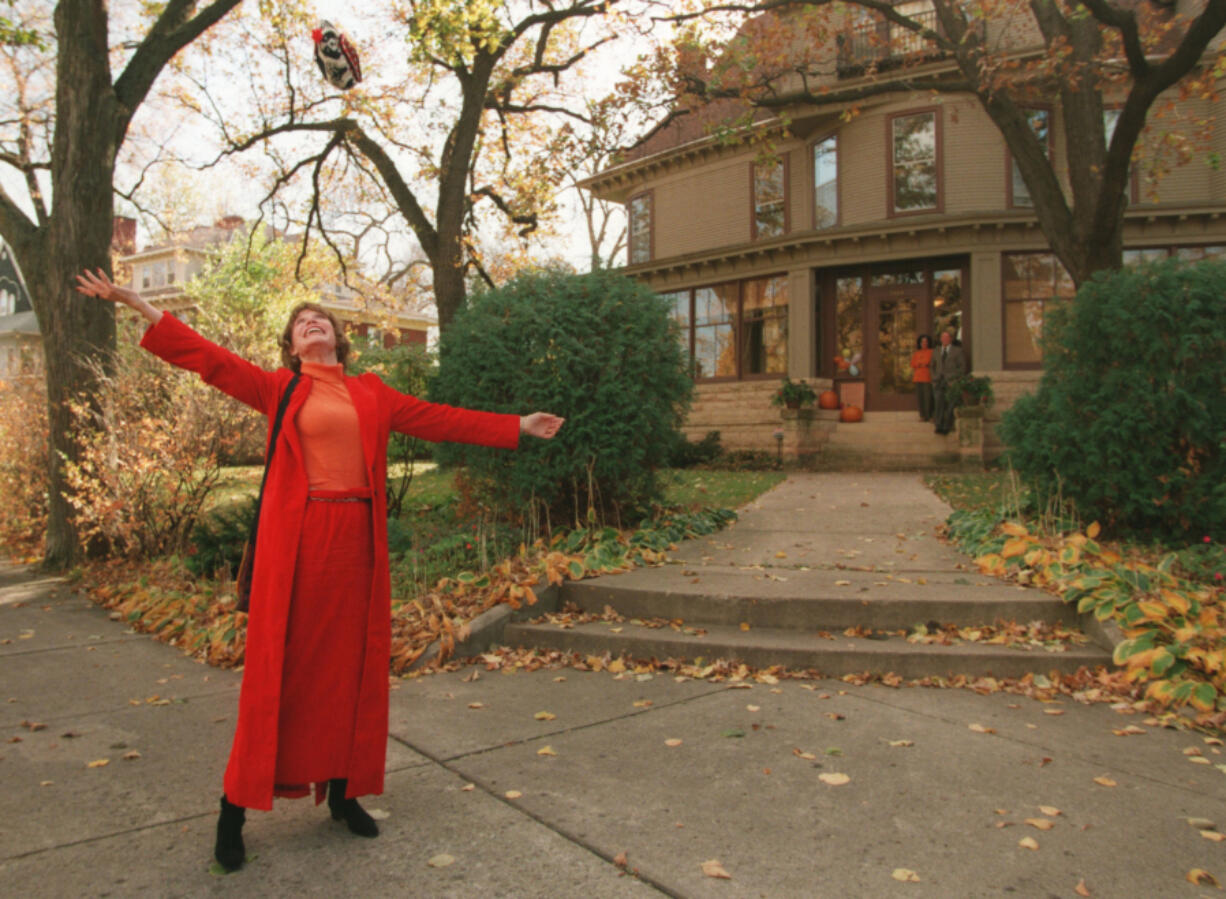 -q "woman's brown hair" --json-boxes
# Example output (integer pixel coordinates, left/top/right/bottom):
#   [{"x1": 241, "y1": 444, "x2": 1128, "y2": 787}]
[{"x1": 279, "y1": 302, "x2": 352, "y2": 373}]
